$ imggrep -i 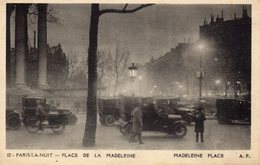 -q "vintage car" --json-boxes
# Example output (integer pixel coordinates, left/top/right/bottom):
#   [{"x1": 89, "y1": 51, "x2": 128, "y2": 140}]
[
  {"x1": 173, "y1": 106, "x2": 195, "y2": 124},
  {"x1": 6, "y1": 108, "x2": 21, "y2": 130},
  {"x1": 119, "y1": 97, "x2": 187, "y2": 138},
  {"x1": 98, "y1": 98, "x2": 120, "y2": 126},
  {"x1": 153, "y1": 97, "x2": 195, "y2": 124},
  {"x1": 216, "y1": 98, "x2": 251, "y2": 124},
  {"x1": 22, "y1": 96, "x2": 77, "y2": 125}
]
